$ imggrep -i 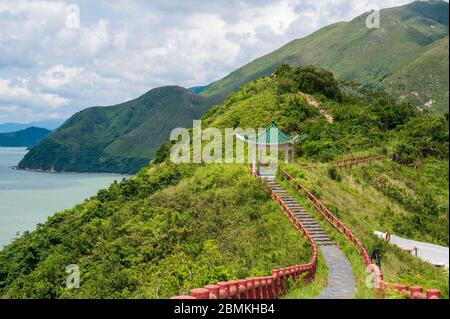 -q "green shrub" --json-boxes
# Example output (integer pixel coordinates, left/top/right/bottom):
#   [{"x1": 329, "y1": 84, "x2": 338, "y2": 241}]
[
  {"x1": 0, "y1": 164, "x2": 311, "y2": 298},
  {"x1": 275, "y1": 65, "x2": 342, "y2": 100},
  {"x1": 327, "y1": 166, "x2": 341, "y2": 181}
]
